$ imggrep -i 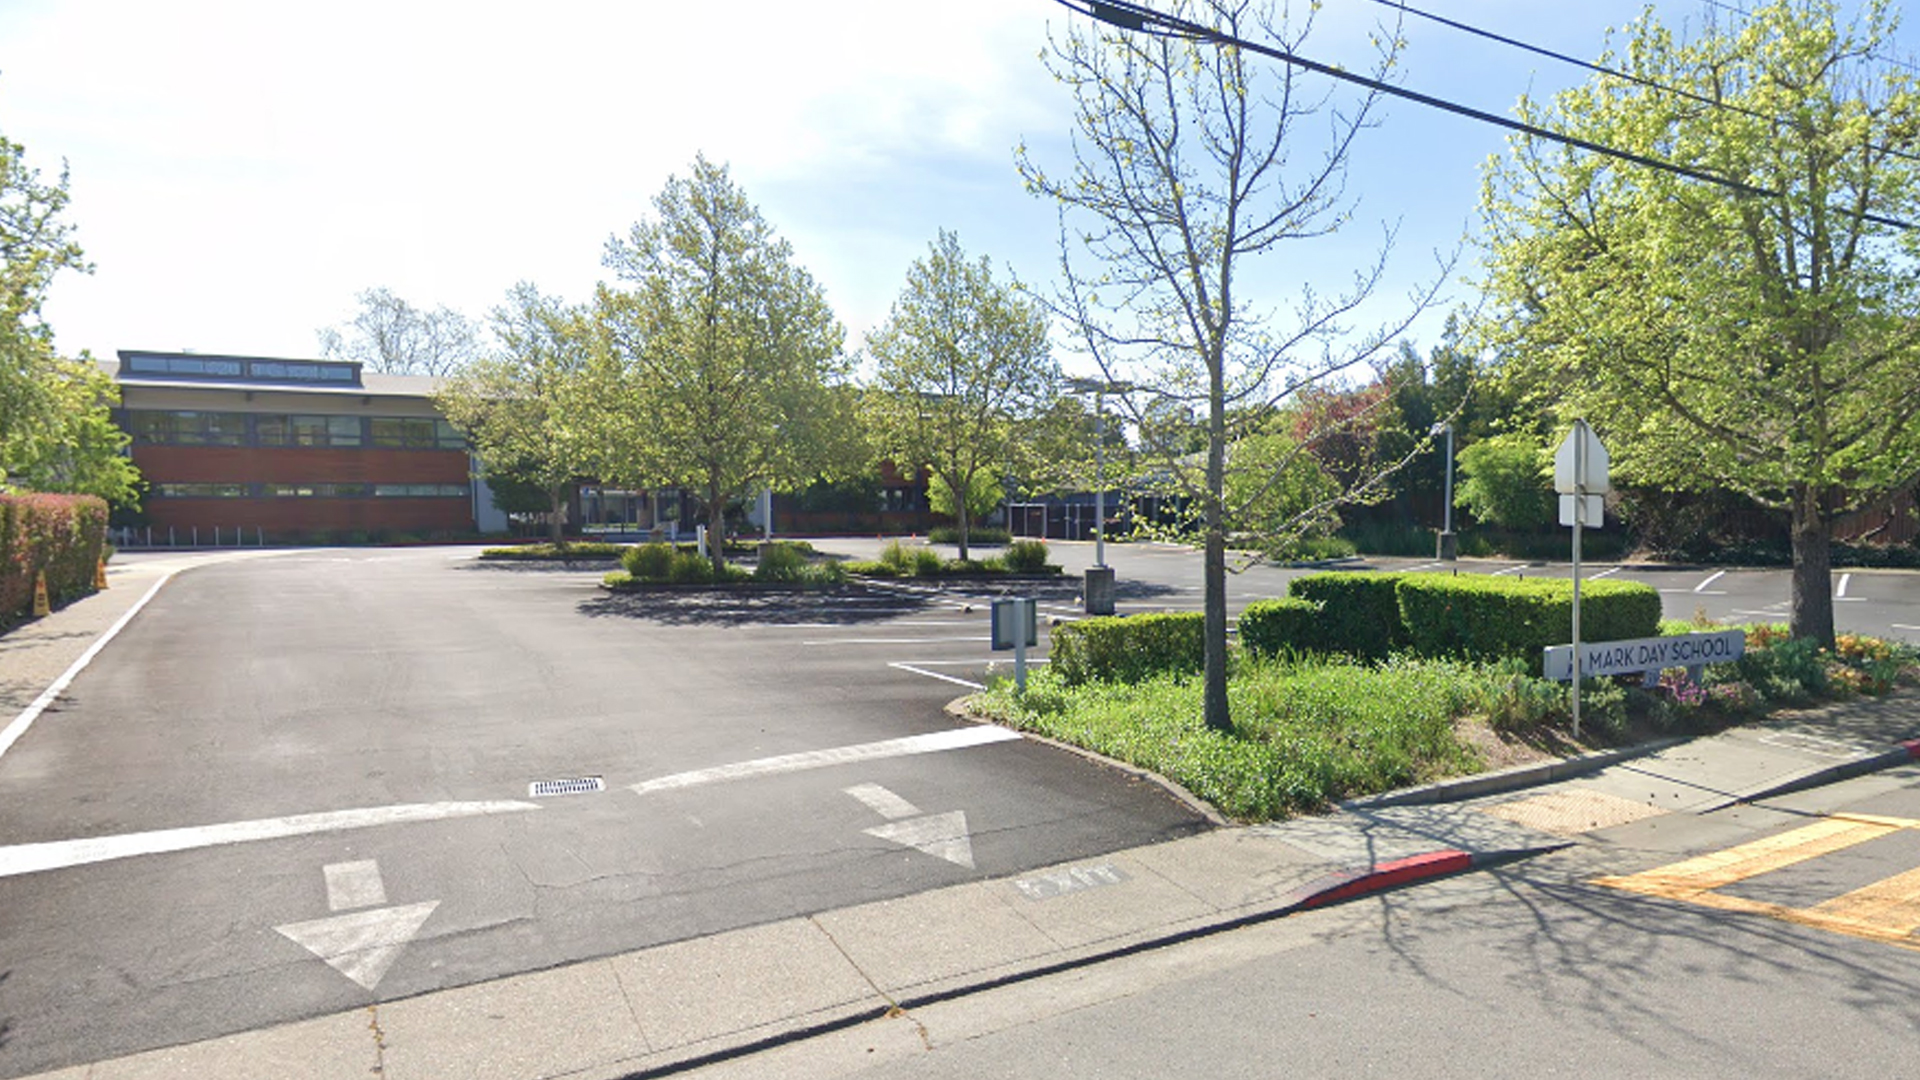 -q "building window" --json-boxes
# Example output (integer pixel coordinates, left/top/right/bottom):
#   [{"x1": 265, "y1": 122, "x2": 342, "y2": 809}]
[
  {"x1": 126, "y1": 410, "x2": 249, "y2": 446},
  {"x1": 154, "y1": 482, "x2": 249, "y2": 497},
  {"x1": 370, "y1": 418, "x2": 465, "y2": 450},
  {"x1": 124, "y1": 356, "x2": 245, "y2": 378},
  {"x1": 264, "y1": 483, "x2": 374, "y2": 497},
  {"x1": 258, "y1": 414, "x2": 364, "y2": 447},
  {"x1": 248, "y1": 361, "x2": 354, "y2": 383},
  {"x1": 373, "y1": 483, "x2": 469, "y2": 497}
]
